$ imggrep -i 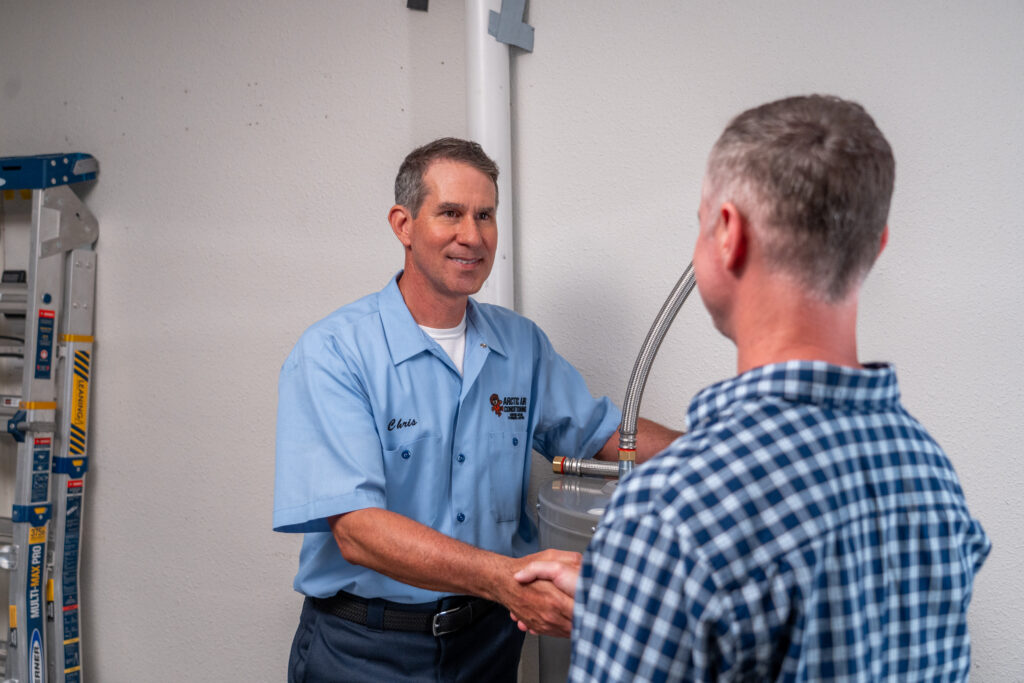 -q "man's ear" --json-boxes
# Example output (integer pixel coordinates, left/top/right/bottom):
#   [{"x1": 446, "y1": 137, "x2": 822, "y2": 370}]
[
  {"x1": 877, "y1": 225, "x2": 889, "y2": 258},
  {"x1": 717, "y1": 201, "x2": 748, "y2": 272},
  {"x1": 389, "y1": 205, "x2": 413, "y2": 248}
]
